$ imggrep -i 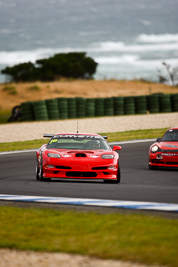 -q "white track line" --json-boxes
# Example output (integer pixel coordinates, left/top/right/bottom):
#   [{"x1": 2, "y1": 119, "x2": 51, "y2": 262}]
[{"x1": 0, "y1": 194, "x2": 177, "y2": 212}]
